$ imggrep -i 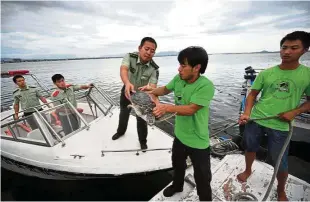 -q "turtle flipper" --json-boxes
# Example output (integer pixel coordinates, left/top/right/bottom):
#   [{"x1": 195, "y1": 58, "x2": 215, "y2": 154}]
[
  {"x1": 128, "y1": 104, "x2": 150, "y2": 123},
  {"x1": 128, "y1": 104, "x2": 143, "y2": 117},
  {"x1": 146, "y1": 114, "x2": 156, "y2": 126}
]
